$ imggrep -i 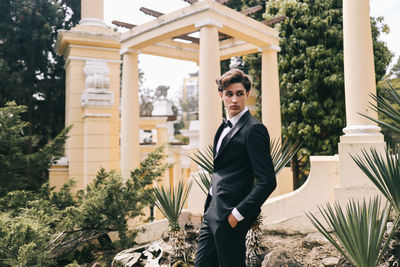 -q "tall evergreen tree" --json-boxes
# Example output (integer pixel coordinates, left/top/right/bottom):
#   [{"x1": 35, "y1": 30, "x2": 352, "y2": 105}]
[
  {"x1": 0, "y1": 0, "x2": 80, "y2": 148},
  {"x1": 0, "y1": 102, "x2": 70, "y2": 195}
]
